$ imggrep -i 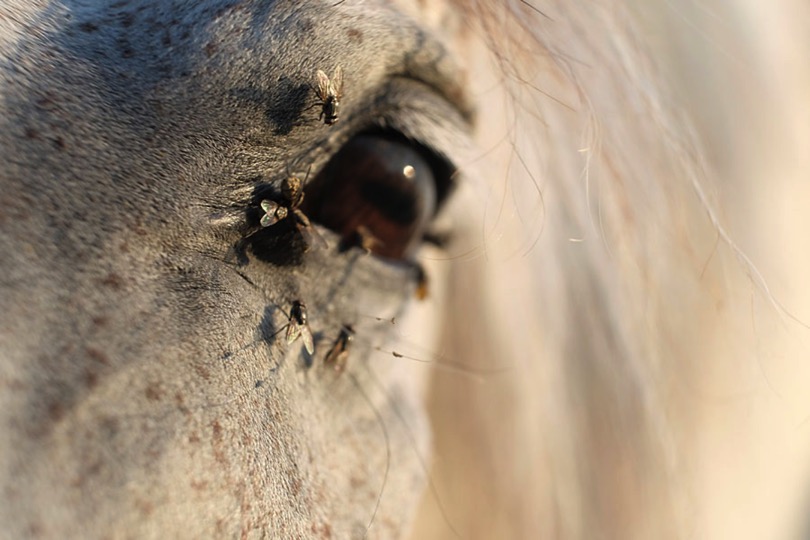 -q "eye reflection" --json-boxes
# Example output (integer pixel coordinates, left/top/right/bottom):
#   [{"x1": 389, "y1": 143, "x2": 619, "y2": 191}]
[{"x1": 302, "y1": 134, "x2": 439, "y2": 260}]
